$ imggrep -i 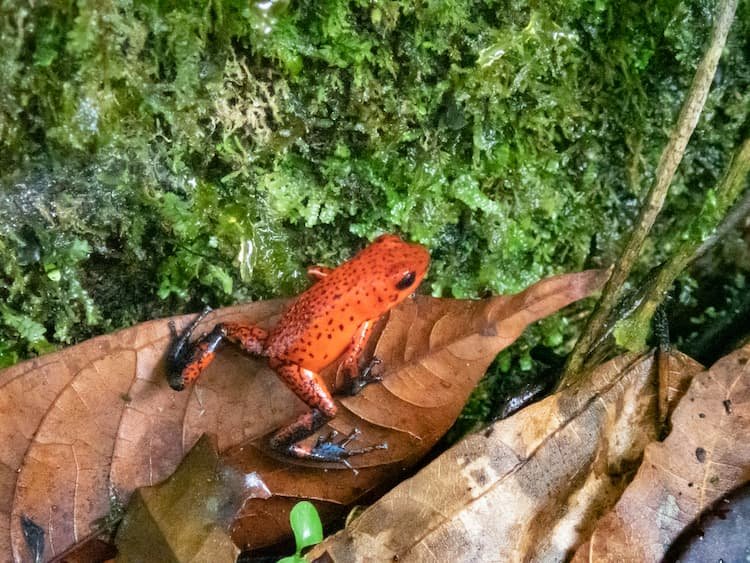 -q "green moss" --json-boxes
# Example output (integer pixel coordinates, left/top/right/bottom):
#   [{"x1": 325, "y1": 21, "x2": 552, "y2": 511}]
[{"x1": 1, "y1": 1, "x2": 748, "y2": 422}]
